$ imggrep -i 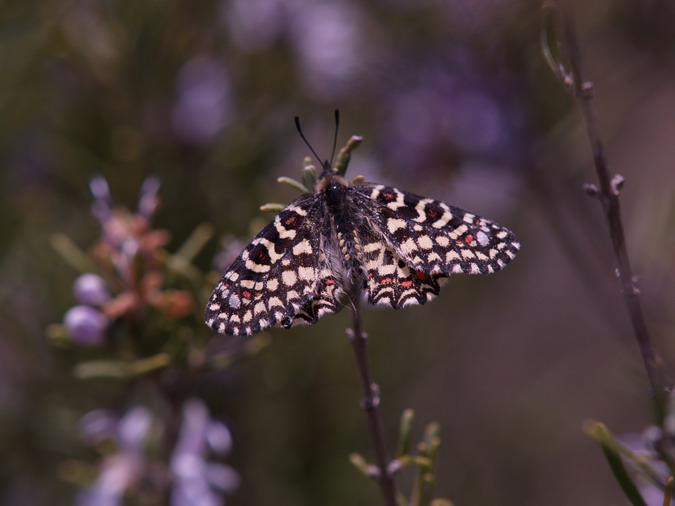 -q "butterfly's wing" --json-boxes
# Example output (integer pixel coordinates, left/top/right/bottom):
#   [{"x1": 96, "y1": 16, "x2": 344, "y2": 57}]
[
  {"x1": 206, "y1": 194, "x2": 339, "y2": 336},
  {"x1": 291, "y1": 247, "x2": 344, "y2": 326},
  {"x1": 351, "y1": 183, "x2": 519, "y2": 307},
  {"x1": 359, "y1": 238, "x2": 448, "y2": 308}
]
